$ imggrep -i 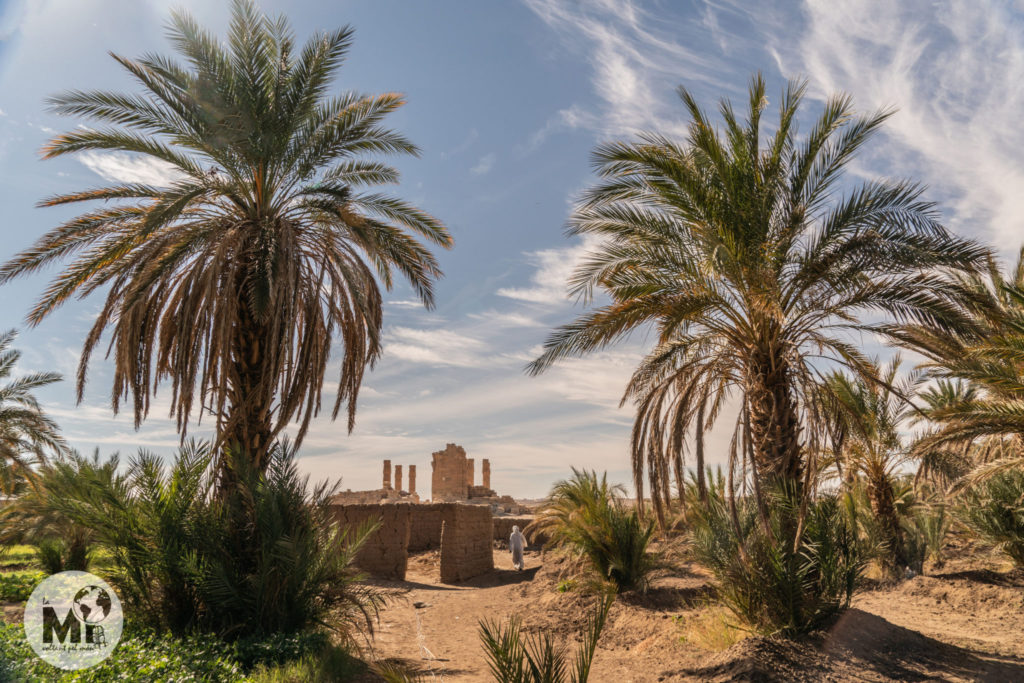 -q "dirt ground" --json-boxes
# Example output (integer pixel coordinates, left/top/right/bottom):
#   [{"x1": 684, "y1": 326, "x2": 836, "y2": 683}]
[{"x1": 363, "y1": 540, "x2": 1024, "y2": 682}]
